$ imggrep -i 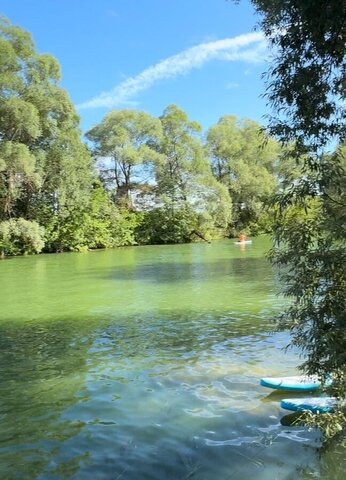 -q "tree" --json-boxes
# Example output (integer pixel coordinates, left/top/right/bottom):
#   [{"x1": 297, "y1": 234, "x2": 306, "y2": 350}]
[
  {"x1": 0, "y1": 18, "x2": 46, "y2": 219},
  {"x1": 86, "y1": 110, "x2": 162, "y2": 209},
  {"x1": 249, "y1": 0, "x2": 346, "y2": 436},
  {"x1": 148, "y1": 105, "x2": 232, "y2": 242},
  {"x1": 0, "y1": 17, "x2": 94, "y2": 253},
  {"x1": 44, "y1": 181, "x2": 139, "y2": 252},
  {"x1": 155, "y1": 105, "x2": 206, "y2": 202},
  {"x1": 206, "y1": 116, "x2": 280, "y2": 234}
]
